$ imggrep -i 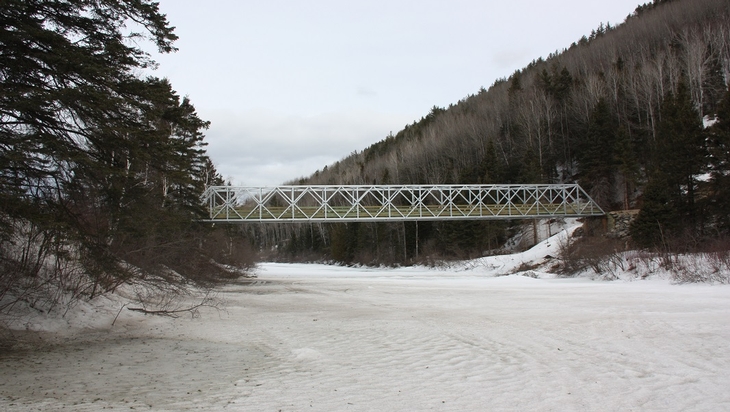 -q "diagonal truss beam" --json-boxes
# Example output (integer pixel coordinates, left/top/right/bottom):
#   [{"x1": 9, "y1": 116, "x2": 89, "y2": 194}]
[{"x1": 200, "y1": 184, "x2": 605, "y2": 223}]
